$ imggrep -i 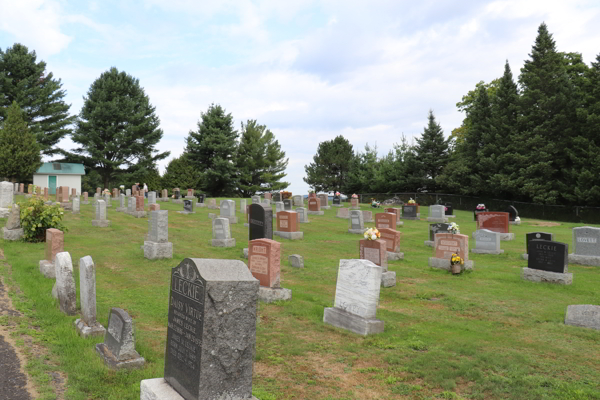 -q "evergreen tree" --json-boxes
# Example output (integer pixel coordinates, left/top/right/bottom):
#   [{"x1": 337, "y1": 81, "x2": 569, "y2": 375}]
[
  {"x1": 342, "y1": 143, "x2": 379, "y2": 194},
  {"x1": 161, "y1": 153, "x2": 201, "y2": 192},
  {"x1": 517, "y1": 22, "x2": 577, "y2": 204},
  {"x1": 412, "y1": 110, "x2": 450, "y2": 192},
  {"x1": 304, "y1": 135, "x2": 355, "y2": 193},
  {"x1": 0, "y1": 43, "x2": 74, "y2": 156},
  {"x1": 70, "y1": 67, "x2": 169, "y2": 189},
  {"x1": 186, "y1": 104, "x2": 238, "y2": 196},
  {"x1": 236, "y1": 120, "x2": 289, "y2": 197},
  {"x1": 0, "y1": 102, "x2": 41, "y2": 181}
]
